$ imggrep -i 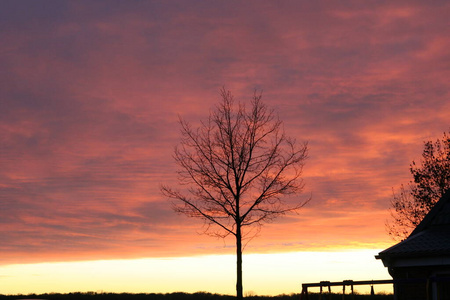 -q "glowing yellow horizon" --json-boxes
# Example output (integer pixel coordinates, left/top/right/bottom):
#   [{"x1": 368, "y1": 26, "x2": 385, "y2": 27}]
[{"x1": 0, "y1": 249, "x2": 392, "y2": 296}]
